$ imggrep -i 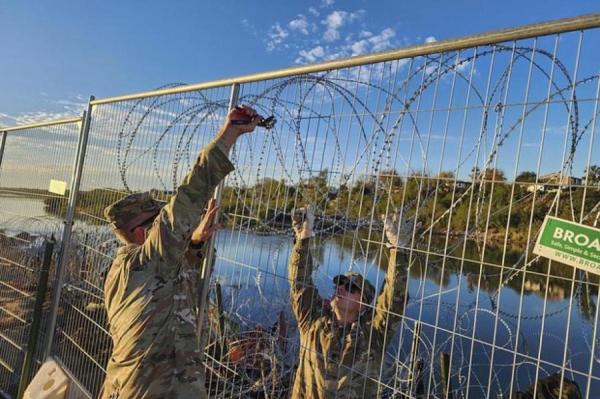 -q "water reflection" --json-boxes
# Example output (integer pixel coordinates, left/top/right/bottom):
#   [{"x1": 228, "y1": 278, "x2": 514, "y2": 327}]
[
  {"x1": 213, "y1": 229, "x2": 600, "y2": 396},
  {"x1": 1, "y1": 197, "x2": 599, "y2": 396},
  {"x1": 0, "y1": 195, "x2": 64, "y2": 235}
]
